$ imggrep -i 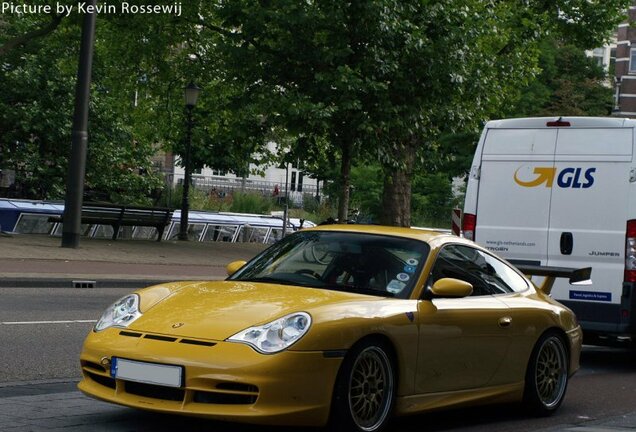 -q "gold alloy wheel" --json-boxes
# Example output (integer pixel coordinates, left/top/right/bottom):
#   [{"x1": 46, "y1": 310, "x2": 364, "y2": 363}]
[
  {"x1": 348, "y1": 346, "x2": 394, "y2": 431},
  {"x1": 535, "y1": 336, "x2": 568, "y2": 409}
]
